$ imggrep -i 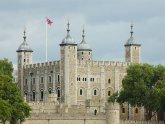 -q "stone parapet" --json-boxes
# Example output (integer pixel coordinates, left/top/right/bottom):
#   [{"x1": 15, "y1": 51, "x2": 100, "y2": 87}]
[
  {"x1": 78, "y1": 60, "x2": 130, "y2": 67},
  {"x1": 23, "y1": 61, "x2": 60, "y2": 69}
]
